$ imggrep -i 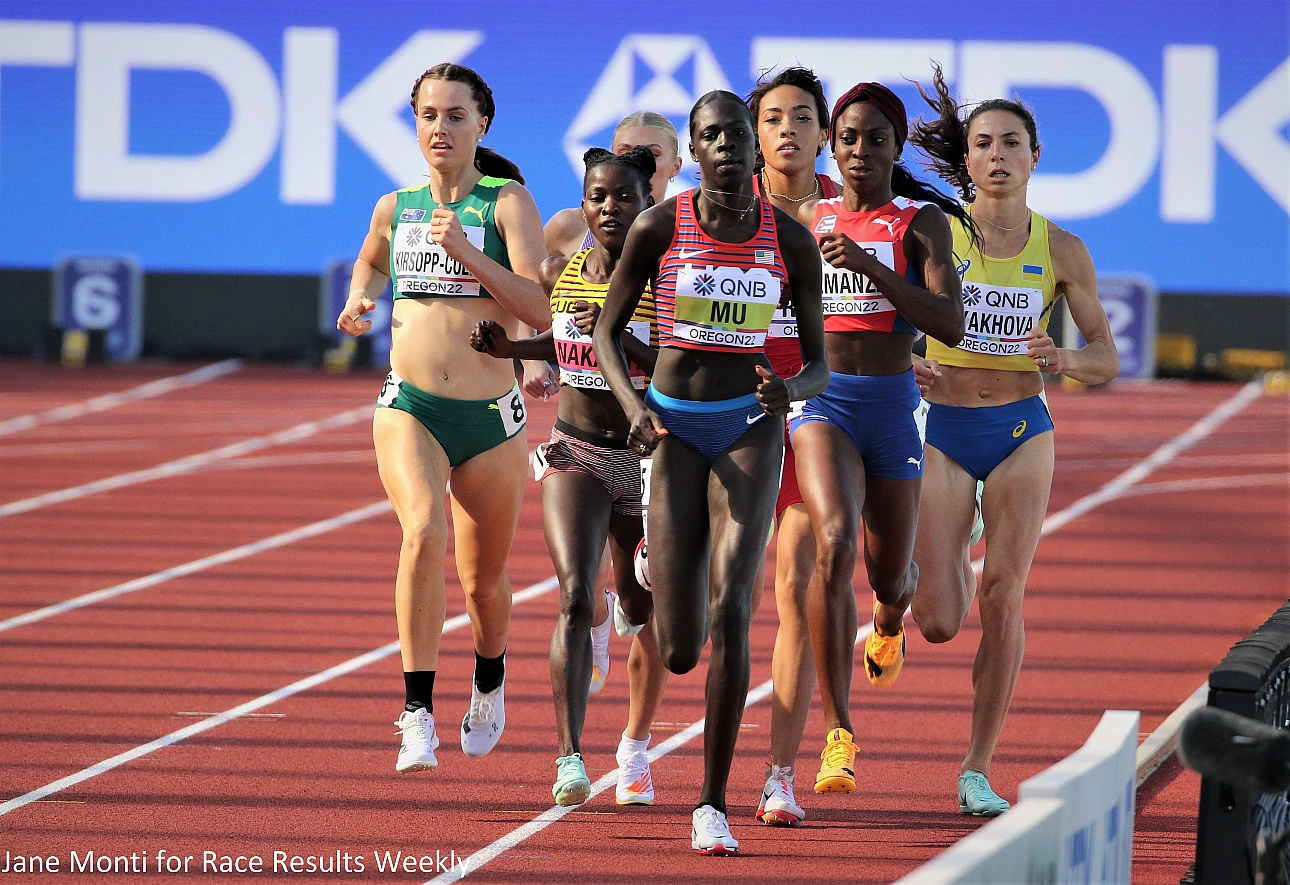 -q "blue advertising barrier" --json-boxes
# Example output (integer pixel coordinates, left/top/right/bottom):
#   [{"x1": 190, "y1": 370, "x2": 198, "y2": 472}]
[
  {"x1": 52, "y1": 256, "x2": 142, "y2": 360},
  {"x1": 320, "y1": 259, "x2": 391, "y2": 365},
  {"x1": 1, "y1": 3, "x2": 1286, "y2": 294},
  {"x1": 1090, "y1": 276, "x2": 1158, "y2": 380}
]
